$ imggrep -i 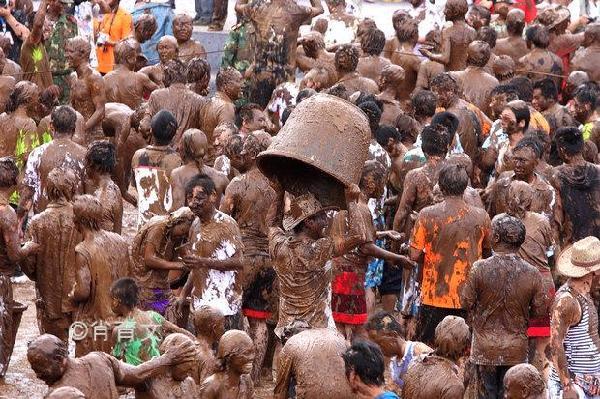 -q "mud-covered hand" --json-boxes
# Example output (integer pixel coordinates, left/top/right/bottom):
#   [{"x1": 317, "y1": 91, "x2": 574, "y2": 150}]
[
  {"x1": 182, "y1": 255, "x2": 212, "y2": 269},
  {"x1": 163, "y1": 339, "x2": 197, "y2": 365}
]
